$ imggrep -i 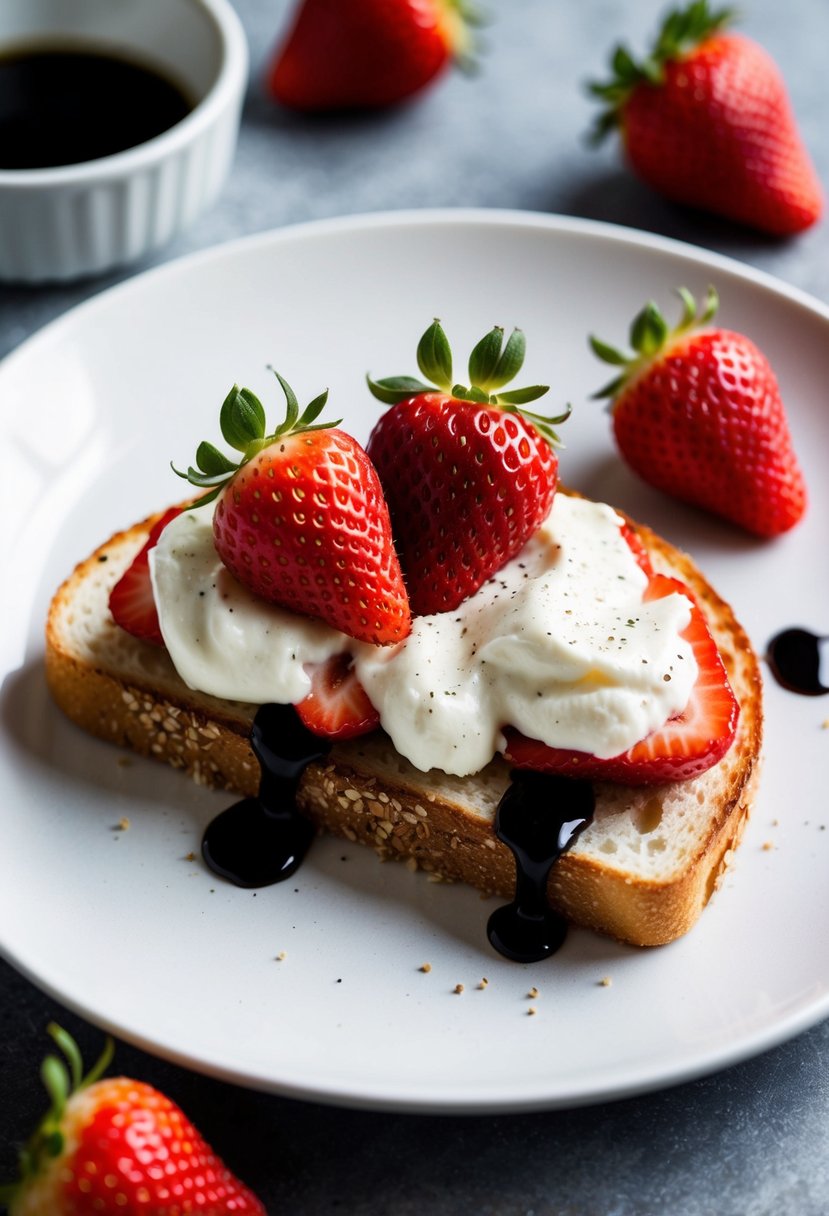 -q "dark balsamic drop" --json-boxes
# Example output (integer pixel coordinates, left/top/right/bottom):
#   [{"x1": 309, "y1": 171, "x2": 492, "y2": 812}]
[
  {"x1": 201, "y1": 797, "x2": 315, "y2": 888},
  {"x1": 766, "y1": 628, "x2": 828, "y2": 696},
  {"x1": 202, "y1": 704, "x2": 331, "y2": 888},
  {"x1": 487, "y1": 772, "x2": 595, "y2": 964}
]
